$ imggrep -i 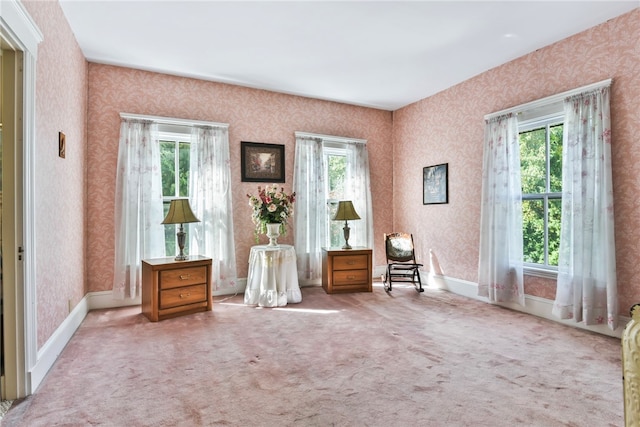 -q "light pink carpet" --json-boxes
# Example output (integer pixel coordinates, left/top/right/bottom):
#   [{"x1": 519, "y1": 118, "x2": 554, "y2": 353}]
[{"x1": 3, "y1": 285, "x2": 623, "y2": 426}]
